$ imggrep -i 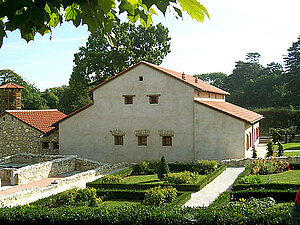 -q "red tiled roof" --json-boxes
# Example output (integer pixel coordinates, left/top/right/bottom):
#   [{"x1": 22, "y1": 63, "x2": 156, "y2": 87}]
[
  {"x1": 195, "y1": 99, "x2": 264, "y2": 124},
  {"x1": 1, "y1": 110, "x2": 67, "y2": 133},
  {"x1": 88, "y1": 61, "x2": 230, "y2": 95},
  {"x1": 0, "y1": 83, "x2": 24, "y2": 89},
  {"x1": 52, "y1": 102, "x2": 94, "y2": 126}
]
